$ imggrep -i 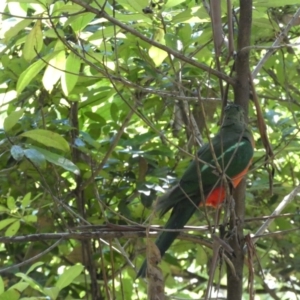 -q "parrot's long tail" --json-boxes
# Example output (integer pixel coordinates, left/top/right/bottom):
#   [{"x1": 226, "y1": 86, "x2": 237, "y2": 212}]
[{"x1": 137, "y1": 201, "x2": 196, "y2": 278}]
